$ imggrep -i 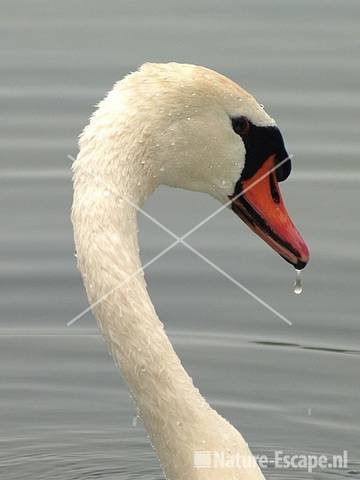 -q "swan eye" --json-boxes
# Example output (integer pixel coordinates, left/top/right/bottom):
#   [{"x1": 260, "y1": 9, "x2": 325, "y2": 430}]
[{"x1": 232, "y1": 116, "x2": 250, "y2": 136}]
